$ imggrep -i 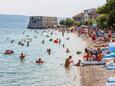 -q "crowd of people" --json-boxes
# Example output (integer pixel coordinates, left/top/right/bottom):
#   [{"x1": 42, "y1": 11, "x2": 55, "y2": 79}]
[{"x1": 3, "y1": 26, "x2": 113, "y2": 68}]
